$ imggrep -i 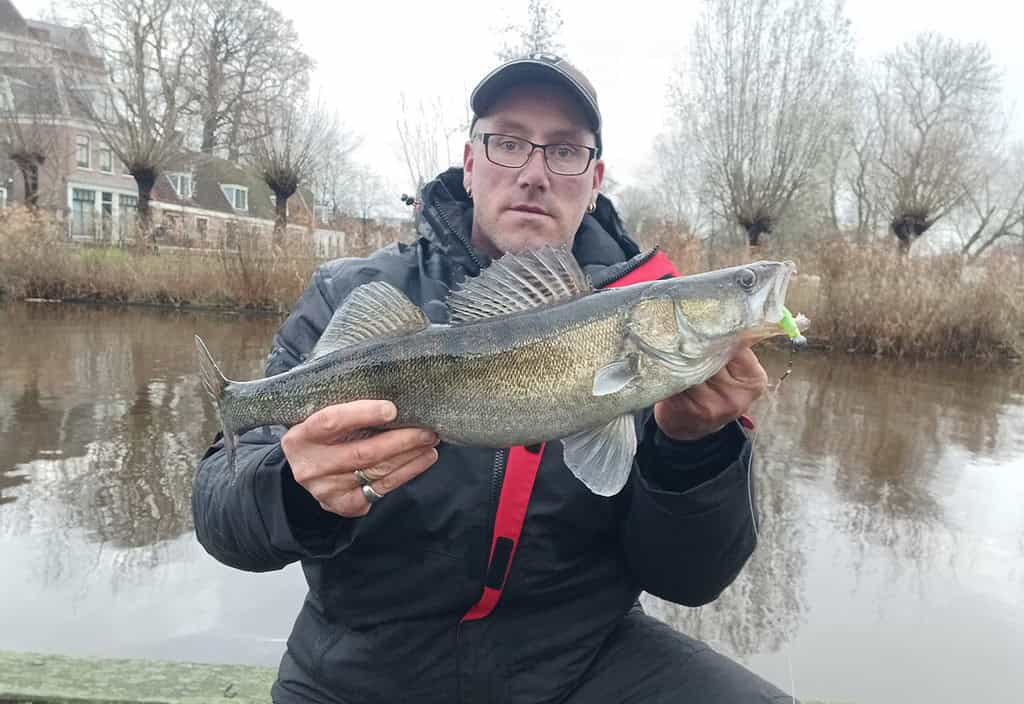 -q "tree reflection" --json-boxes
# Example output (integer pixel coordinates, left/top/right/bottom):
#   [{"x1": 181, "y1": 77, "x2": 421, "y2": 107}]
[
  {"x1": 645, "y1": 348, "x2": 1024, "y2": 660},
  {"x1": 0, "y1": 302, "x2": 277, "y2": 578},
  {"x1": 2, "y1": 304, "x2": 1022, "y2": 650}
]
